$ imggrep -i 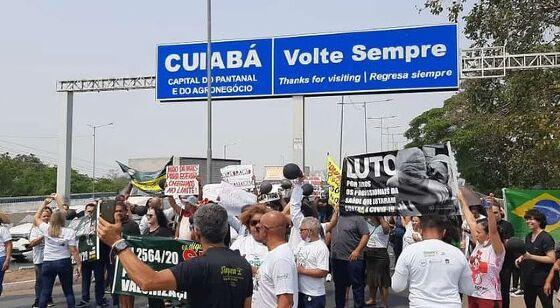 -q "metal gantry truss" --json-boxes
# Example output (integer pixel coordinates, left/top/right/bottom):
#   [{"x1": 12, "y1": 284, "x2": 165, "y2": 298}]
[
  {"x1": 55, "y1": 47, "x2": 560, "y2": 93},
  {"x1": 57, "y1": 76, "x2": 156, "y2": 92},
  {"x1": 461, "y1": 46, "x2": 560, "y2": 79}
]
